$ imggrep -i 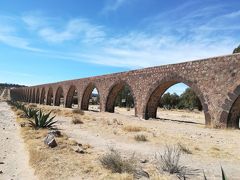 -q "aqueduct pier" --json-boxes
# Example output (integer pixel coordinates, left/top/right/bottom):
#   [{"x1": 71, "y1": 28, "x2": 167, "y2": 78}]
[{"x1": 10, "y1": 53, "x2": 240, "y2": 128}]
